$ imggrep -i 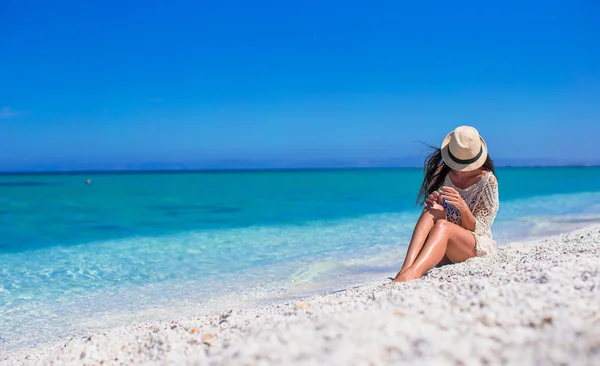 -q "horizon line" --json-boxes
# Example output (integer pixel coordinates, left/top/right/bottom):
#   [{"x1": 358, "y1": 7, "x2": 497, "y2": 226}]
[{"x1": 1, "y1": 164, "x2": 599, "y2": 176}]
